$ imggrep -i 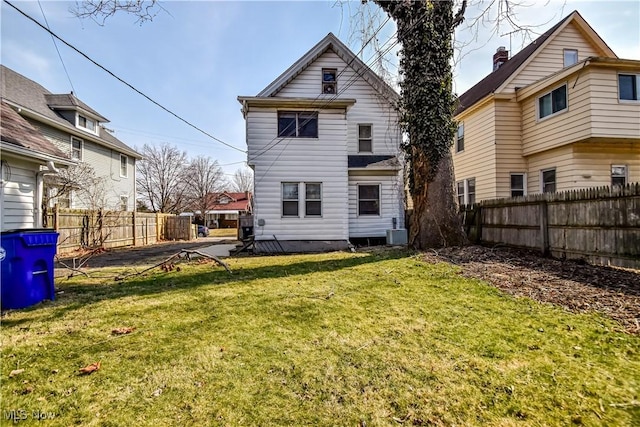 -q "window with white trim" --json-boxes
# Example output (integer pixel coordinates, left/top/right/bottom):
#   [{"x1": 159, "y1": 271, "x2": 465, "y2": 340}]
[
  {"x1": 305, "y1": 183, "x2": 322, "y2": 216},
  {"x1": 510, "y1": 173, "x2": 526, "y2": 197},
  {"x1": 358, "y1": 184, "x2": 380, "y2": 216},
  {"x1": 538, "y1": 84, "x2": 567, "y2": 119},
  {"x1": 71, "y1": 136, "x2": 83, "y2": 160},
  {"x1": 76, "y1": 114, "x2": 97, "y2": 134},
  {"x1": 619, "y1": 74, "x2": 639, "y2": 101},
  {"x1": 541, "y1": 168, "x2": 556, "y2": 193},
  {"x1": 120, "y1": 195, "x2": 129, "y2": 211},
  {"x1": 358, "y1": 124, "x2": 372, "y2": 153},
  {"x1": 322, "y1": 68, "x2": 337, "y2": 94},
  {"x1": 456, "y1": 178, "x2": 476, "y2": 205},
  {"x1": 277, "y1": 111, "x2": 318, "y2": 138},
  {"x1": 282, "y1": 182, "x2": 299, "y2": 217},
  {"x1": 456, "y1": 123, "x2": 464, "y2": 152},
  {"x1": 563, "y1": 49, "x2": 578, "y2": 67},
  {"x1": 611, "y1": 165, "x2": 627, "y2": 187},
  {"x1": 120, "y1": 154, "x2": 128, "y2": 178}
]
